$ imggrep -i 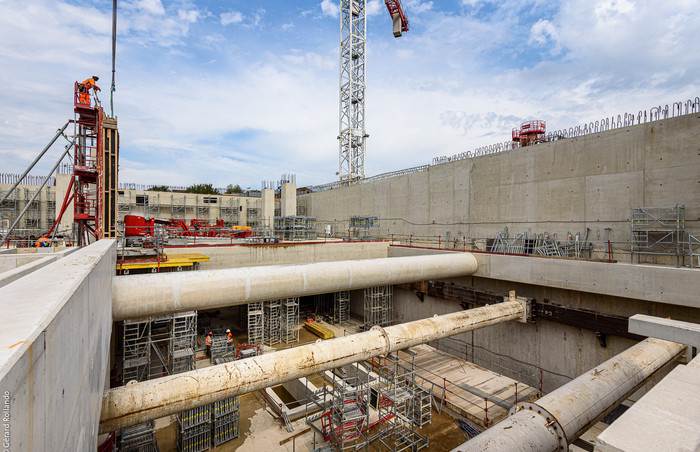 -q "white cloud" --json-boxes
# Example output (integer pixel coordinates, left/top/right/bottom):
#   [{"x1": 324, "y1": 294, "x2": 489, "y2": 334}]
[
  {"x1": 320, "y1": 0, "x2": 339, "y2": 18},
  {"x1": 178, "y1": 9, "x2": 202, "y2": 23},
  {"x1": 221, "y1": 11, "x2": 243, "y2": 26},
  {"x1": 133, "y1": 0, "x2": 165, "y2": 15}
]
